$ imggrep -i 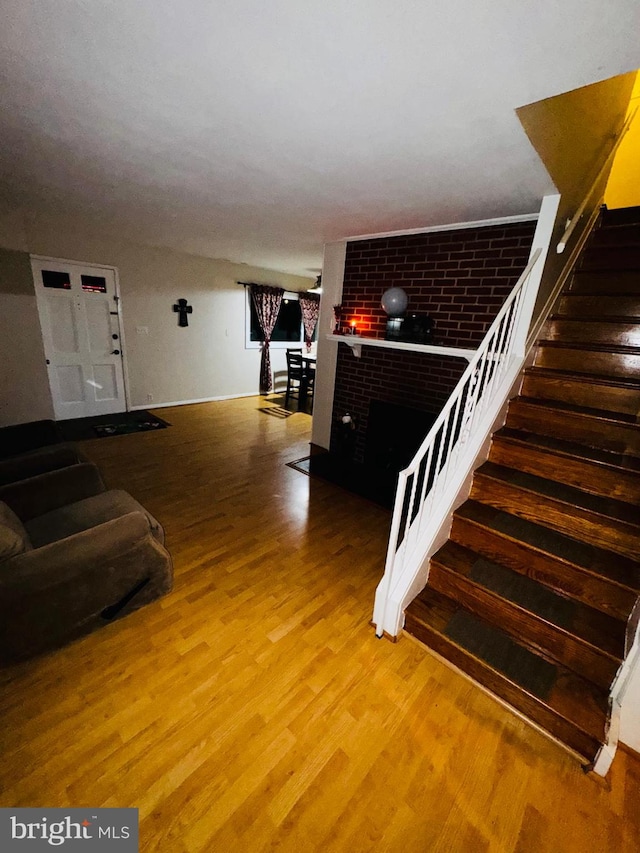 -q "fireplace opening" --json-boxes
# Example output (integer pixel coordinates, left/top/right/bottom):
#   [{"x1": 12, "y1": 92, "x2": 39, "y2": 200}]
[{"x1": 365, "y1": 400, "x2": 437, "y2": 473}]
